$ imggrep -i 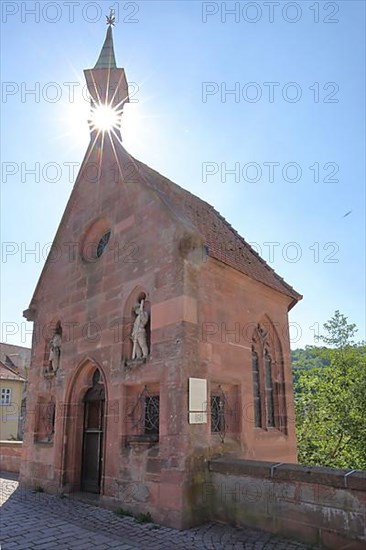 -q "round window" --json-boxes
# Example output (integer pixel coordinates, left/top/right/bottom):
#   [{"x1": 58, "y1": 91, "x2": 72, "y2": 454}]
[{"x1": 82, "y1": 219, "x2": 111, "y2": 262}]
